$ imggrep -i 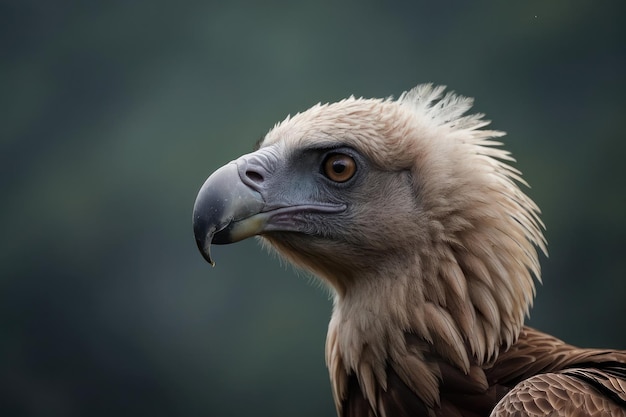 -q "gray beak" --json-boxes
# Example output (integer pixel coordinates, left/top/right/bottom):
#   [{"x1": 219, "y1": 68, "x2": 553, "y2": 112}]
[{"x1": 192, "y1": 162, "x2": 265, "y2": 266}]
